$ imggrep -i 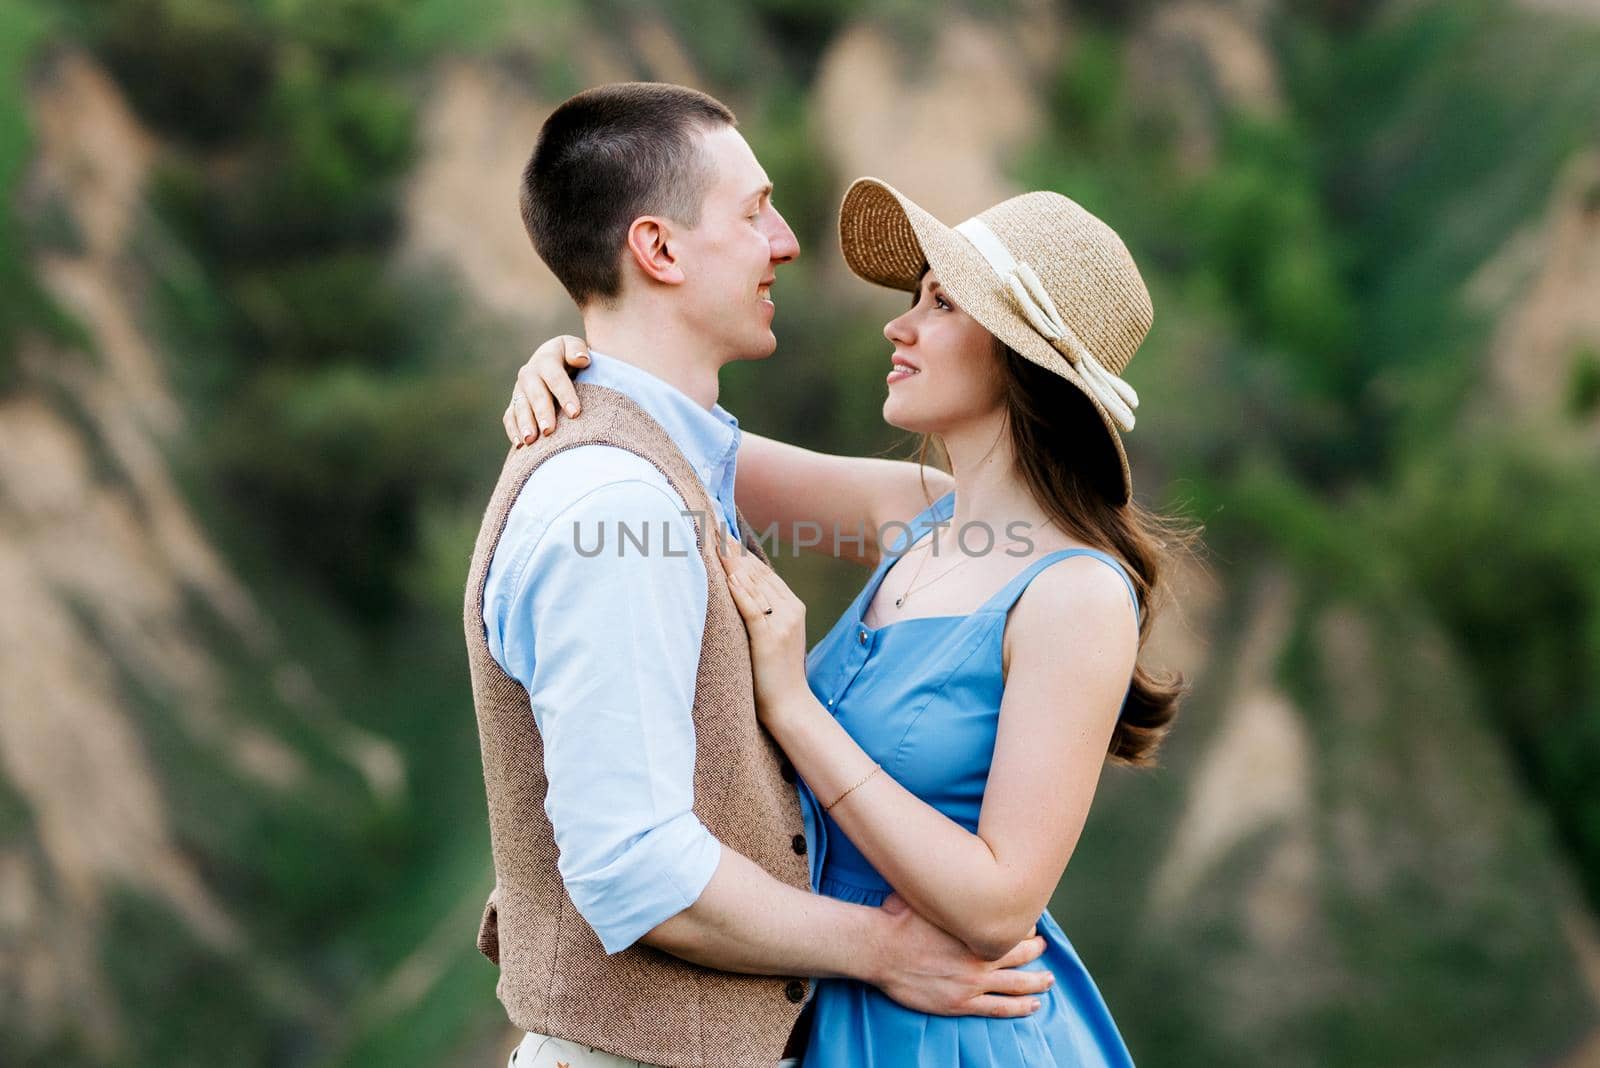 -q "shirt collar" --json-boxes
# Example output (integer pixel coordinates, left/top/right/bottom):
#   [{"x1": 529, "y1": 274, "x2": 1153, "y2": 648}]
[{"x1": 575, "y1": 349, "x2": 741, "y2": 490}]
